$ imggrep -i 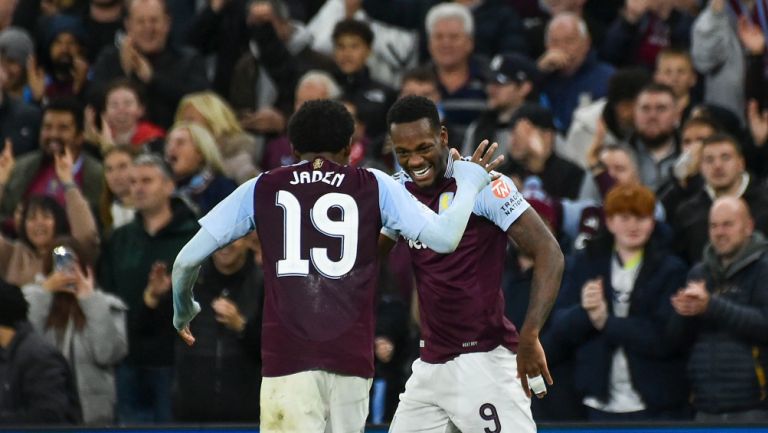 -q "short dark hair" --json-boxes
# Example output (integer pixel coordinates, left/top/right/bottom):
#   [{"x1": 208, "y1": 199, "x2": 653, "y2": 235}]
[
  {"x1": 19, "y1": 195, "x2": 71, "y2": 250},
  {"x1": 288, "y1": 99, "x2": 354, "y2": 154},
  {"x1": 607, "y1": 67, "x2": 651, "y2": 104},
  {"x1": 104, "y1": 78, "x2": 147, "y2": 108},
  {"x1": 510, "y1": 103, "x2": 556, "y2": 131},
  {"x1": 682, "y1": 115, "x2": 720, "y2": 134},
  {"x1": 332, "y1": 19, "x2": 374, "y2": 47},
  {"x1": 638, "y1": 82, "x2": 676, "y2": 100},
  {"x1": 401, "y1": 66, "x2": 438, "y2": 86},
  {"x1": 386, "y1": 95, "x2": 441, "y2": 133},
  {"x1": 702, "y1": 132, "x2": 744, "y2": 157},
  {"x1": 657, "y1": 47, "x2": 693, "y2": 68},
  {"x1": 44, "y1": 97, "x2": 84, "y2": 133}
]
